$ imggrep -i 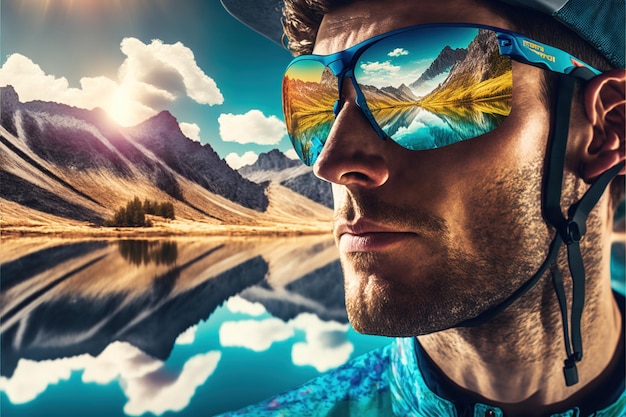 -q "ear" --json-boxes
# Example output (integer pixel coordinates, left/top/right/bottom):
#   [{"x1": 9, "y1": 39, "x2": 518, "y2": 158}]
[{"x1": 580, "y1": 69, "x2": 625, "y2": 181}]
